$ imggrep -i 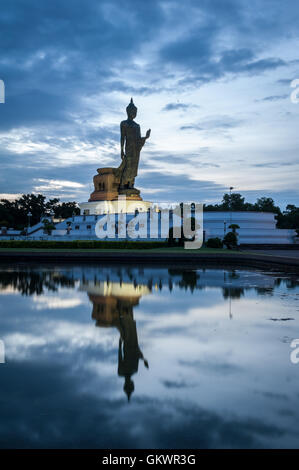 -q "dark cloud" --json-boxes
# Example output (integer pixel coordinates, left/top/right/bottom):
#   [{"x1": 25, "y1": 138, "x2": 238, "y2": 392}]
[
  {"x1": 242, "y1": 57, "x2": 285, "y2": 73},
  {"x1": 257, "y1": 94, "x2": 289, "y2": 102},
  {"x1": 0, "y1": 150, "x2": 94, "y2": 199},
  {"x1": 180, "y1": 124, "x2": 203, "y2": 131},
  {"x1": 180, "y1": 359, "x2": 243, "y2": 376},
  {"x1": 0, "y1": 0, "x2": 294, "y2": 132},
  {"x1": 162, "y1": 103, "x2": 193, "y2": 112},
  {"x1": 138, "y1": 171, "x2": 227, "y2": 203},
  {"x1": 277, "y1": 78, "x2": 293, "y2": 85},
  {"x1": 180, "y1": 116, "x2": 243, "y2": 133},
  {"x1": 109, "y1": 81, "x2": 164, "y2": 96},
  {"x1": 251, "y1": 161, "x2": 295, "y2": 168},
  {"x1": 176, "y1": 56, "x2": 286, "y2": 88},
  {"x1": 0, "y1": 0, "x2": 165, "y2": 131},
  {"x1": 0, "y1": 90, "x2": 72, "y2": 130},
  {"x1": 162, "y1": 380, "x2": 192, "y2": 389}
]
